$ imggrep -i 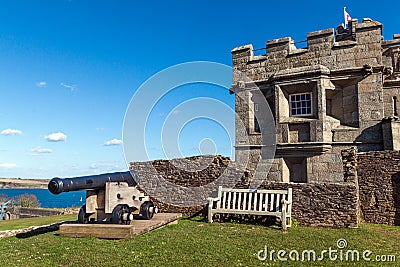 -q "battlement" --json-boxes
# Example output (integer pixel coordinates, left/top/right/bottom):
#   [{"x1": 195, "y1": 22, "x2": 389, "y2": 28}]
[
  {"x1": 235, "y1": 18, "x2": 385, "y2": 56},
  {"x1": 231, "y1": 19, "x2": 400, "y2": 81}
]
